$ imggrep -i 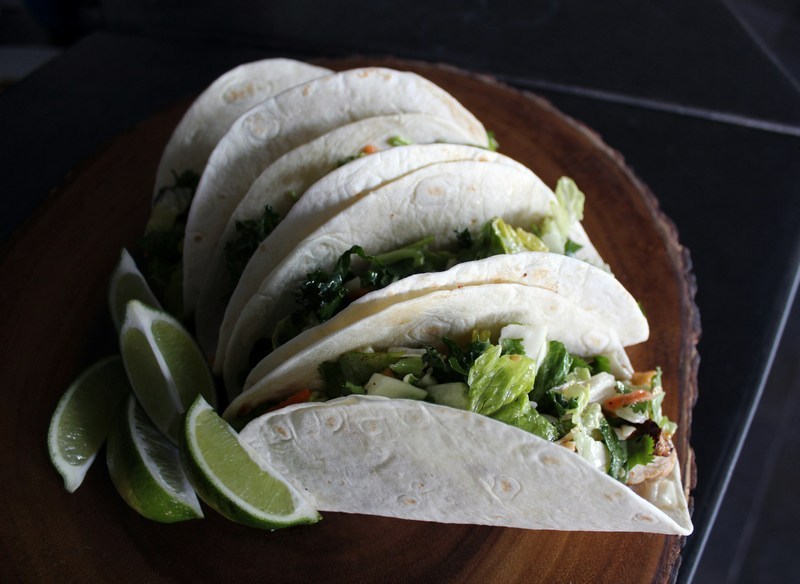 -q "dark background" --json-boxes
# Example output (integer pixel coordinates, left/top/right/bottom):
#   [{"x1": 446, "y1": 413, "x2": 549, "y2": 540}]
[{"x1": 2, "y1": 1, "x2": 799, "y2": 581}]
